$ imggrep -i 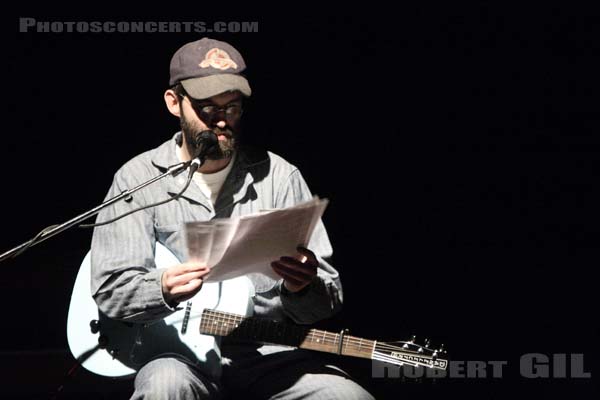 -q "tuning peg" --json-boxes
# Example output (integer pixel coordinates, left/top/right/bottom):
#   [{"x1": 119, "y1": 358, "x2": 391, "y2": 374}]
[
  {"x1": 424, "y1": 338, "x2": 431, "y2": 347},
  {"x1": 89, "y1": 319, "x2": 100, "y2": 334},
  {"x1": 418, "y1": 347, "x2": 424, "y2": 353},
  {"x1": 438, "y1": 344, "x2": 445, "y2": 353},
  {"x1": 410, "y1": 335, "x2": 416, "y2": 343}
]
